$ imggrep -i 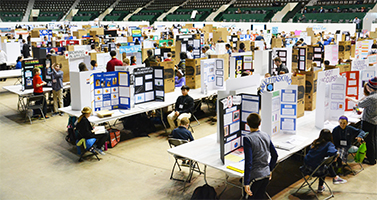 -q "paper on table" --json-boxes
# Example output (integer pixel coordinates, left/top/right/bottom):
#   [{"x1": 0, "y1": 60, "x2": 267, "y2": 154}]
[
  {"x1": 227, "y1": 161, "x2": 245, "y2": 174},
  {"x1": 135, "y1": 77, "x2": 143, "y2": 86},
  {"x1": 93, "y1": 126, "x2": 106, "y2": 134},
  {"x1": 145, "y1": 82, "x2": 153, "y2": 91},
  {"x1": 225, "y1": 154, "x2": 244, "y2": 163}
]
